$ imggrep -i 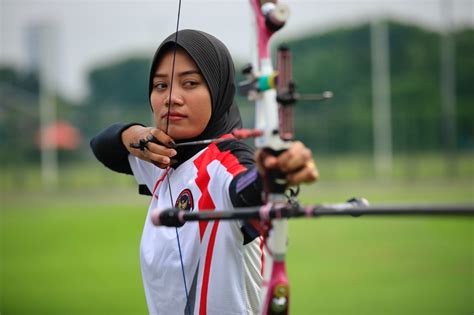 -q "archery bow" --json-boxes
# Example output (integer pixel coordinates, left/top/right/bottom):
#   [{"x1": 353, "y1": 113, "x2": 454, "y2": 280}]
[
  {"x1": 148, "y1": 1, "x2": 474, "y2": 315},
  {"x1": 244, "y1": 1, "x2": 293, "y2": 314}
]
